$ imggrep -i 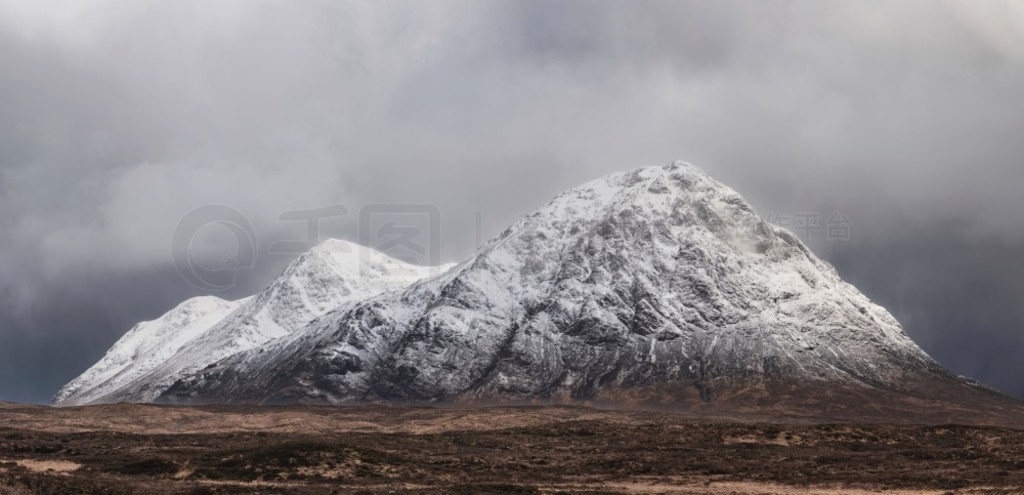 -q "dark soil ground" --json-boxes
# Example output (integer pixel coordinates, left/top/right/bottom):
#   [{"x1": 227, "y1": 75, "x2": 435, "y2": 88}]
[{"x1": 1, "y1": 402, "x2": 1022, "y2": 494}]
